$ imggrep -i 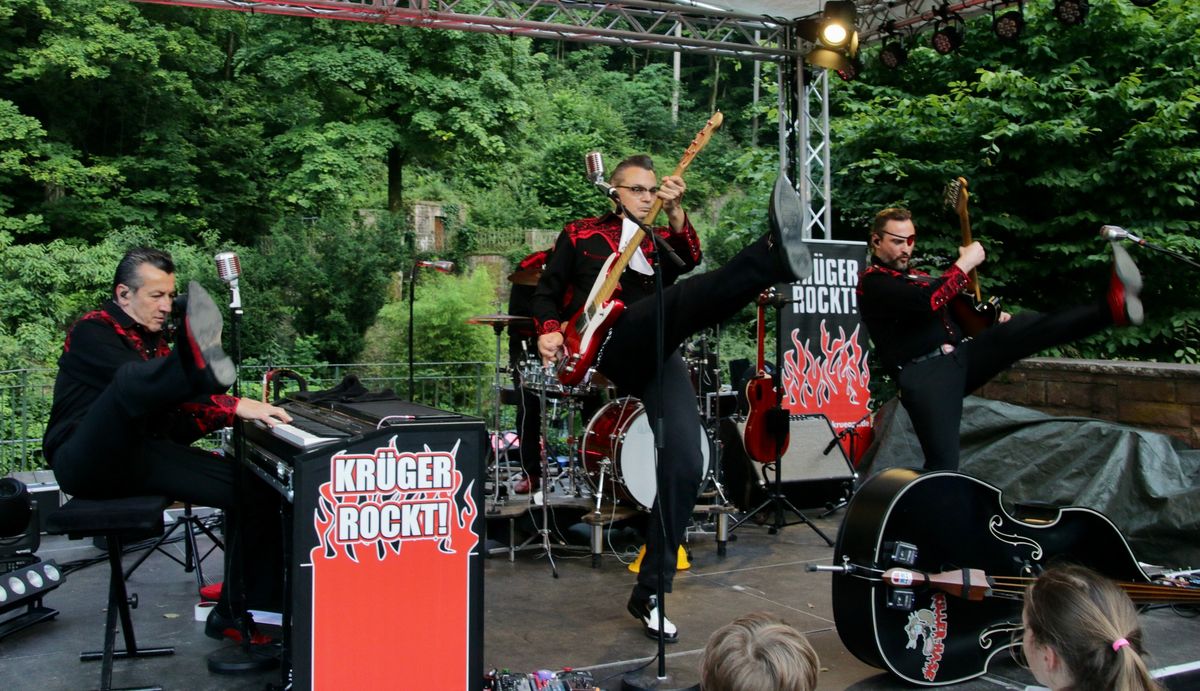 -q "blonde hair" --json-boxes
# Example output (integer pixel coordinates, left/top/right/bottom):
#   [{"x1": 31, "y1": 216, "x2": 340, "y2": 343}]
[
  {"x1": 699, "y1": 611, "x2": 818, "y2": 691},
  {"x1": 1024, "y1": 565, "x2": 1161, "y2": 691}
]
